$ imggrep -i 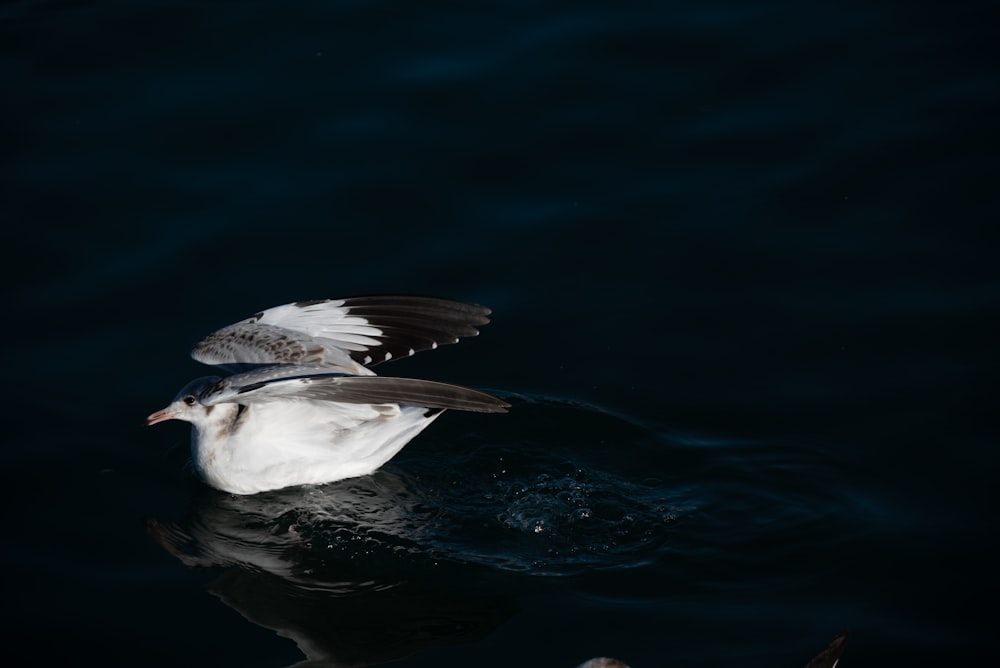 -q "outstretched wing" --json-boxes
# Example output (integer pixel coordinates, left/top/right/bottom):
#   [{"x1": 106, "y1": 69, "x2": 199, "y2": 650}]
[
  {"x1": 190, "y1": 296, "x2": 492, "y2": 374},
  {"x1": 201, "y1": 365, "x2": 509, "y2": 414}
]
